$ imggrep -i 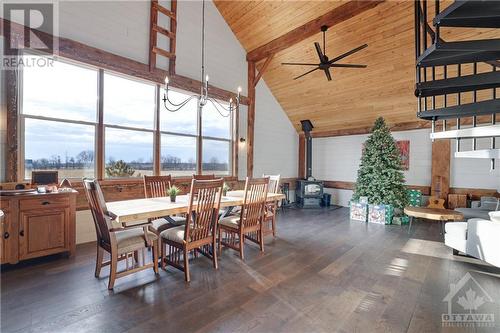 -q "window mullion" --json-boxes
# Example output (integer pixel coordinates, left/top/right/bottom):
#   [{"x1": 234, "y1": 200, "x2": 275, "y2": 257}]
[
  {"x1": 154, "y1": 84, "x2": 161, "y2": 176},
  {"x1": 196, "y1": 100, "x2": 202, "y2": 174},
  {"x1": 97, "y1": 69, "x2": 105, "y2": 180}
]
